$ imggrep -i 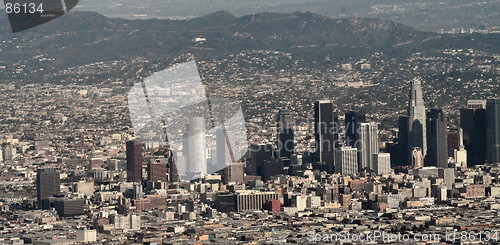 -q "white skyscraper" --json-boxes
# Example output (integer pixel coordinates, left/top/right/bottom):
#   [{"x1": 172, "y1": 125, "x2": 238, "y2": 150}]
[
  {"x1": 411, "y1": 147, "x2": 424, "y2": 168},
  {"x1": 358, "y1": 122, "x2": 379, "y2": 171},
  {"x1": 408, "y1": 78, "x2": 427, "y2": 157},
  {"x1": 454, "y1": 128, "x2": 467, "y2": 168},
  {"x1": 335, "y1": 147, "x2": 358, "y2": 175},
  {"x1": 373, "y1": 153, "x2": 391, "y2": 175}
]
